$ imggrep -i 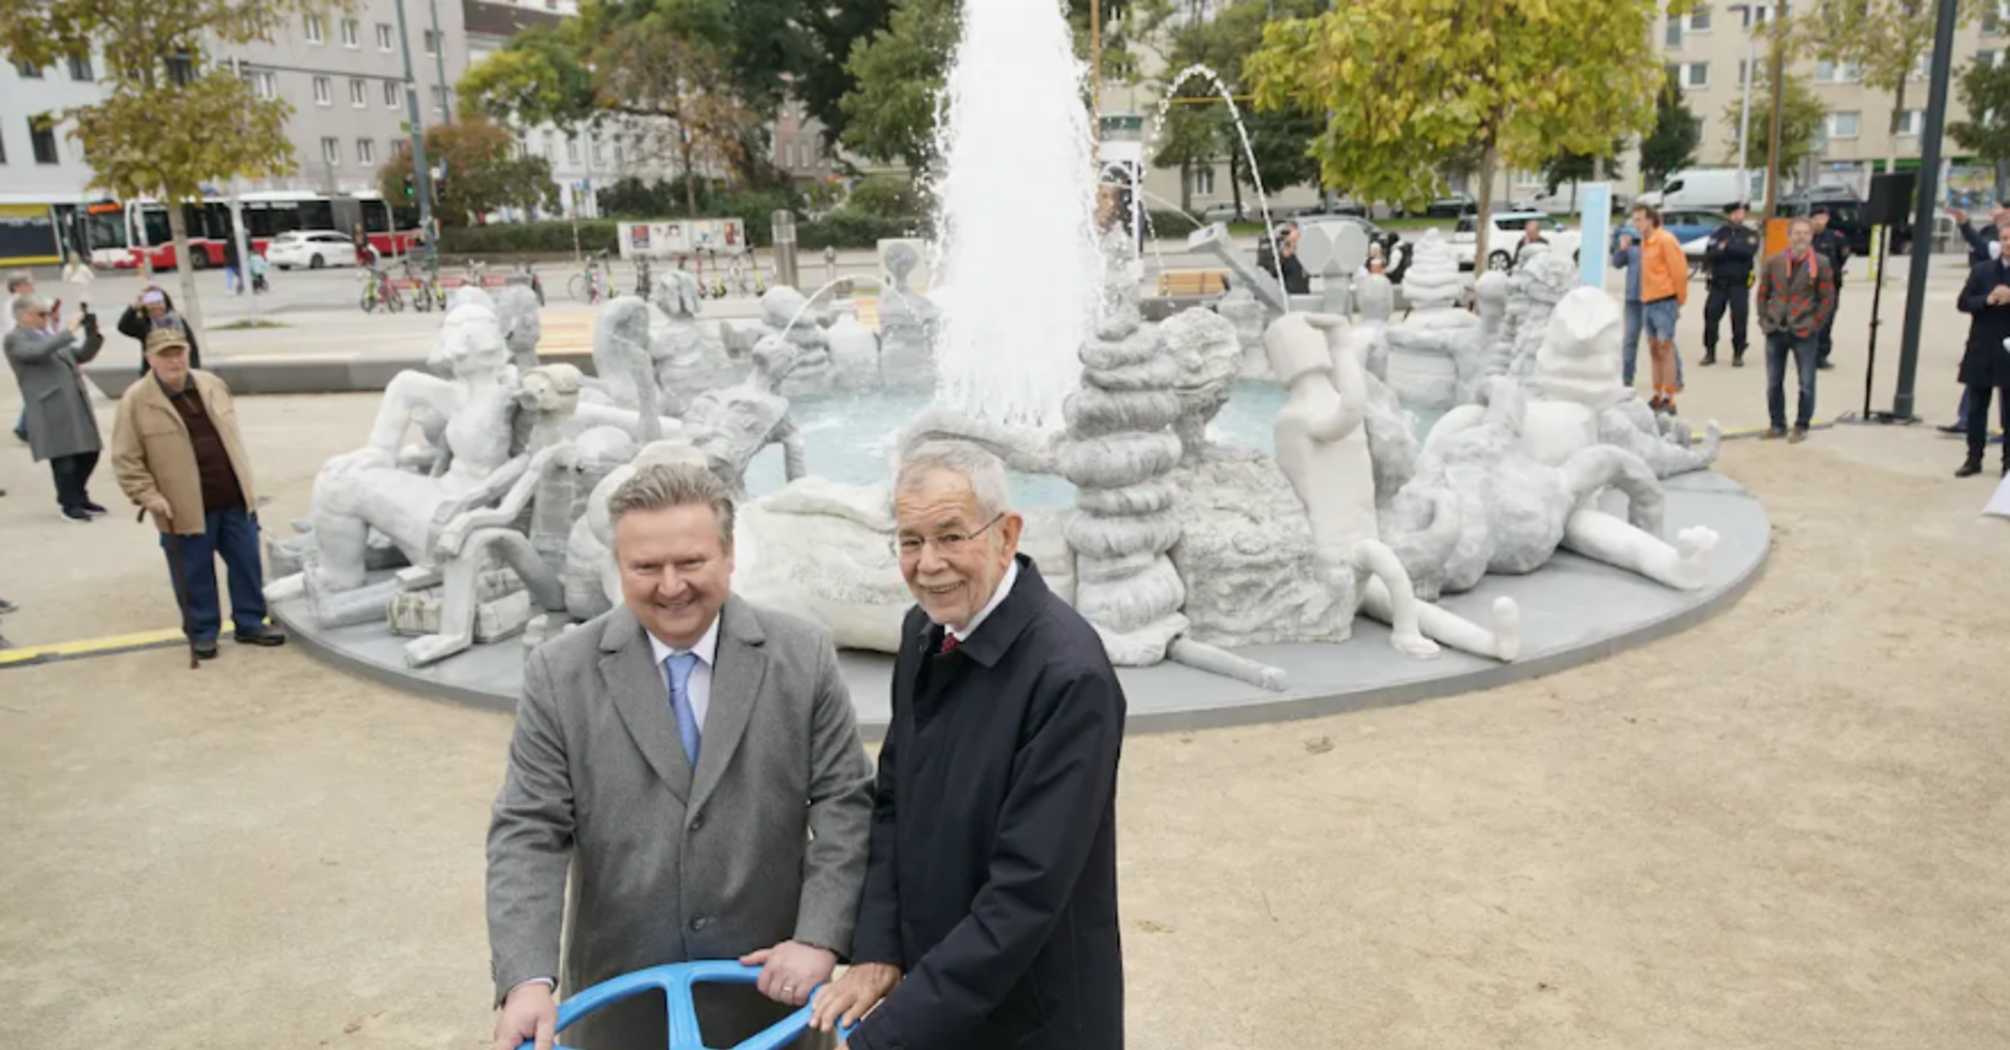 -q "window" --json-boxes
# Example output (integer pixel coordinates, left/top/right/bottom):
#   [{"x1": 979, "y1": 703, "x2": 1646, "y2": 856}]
[
  {"x1": 1987, "y1": 3, "x2": 2003, "y2": 34},
  {"x1": 16, "y1": 60, "x2": 41, "y2": 78},
  {"x1": 166, "y1": 53, "x2": 195, "y2": 86},
  {"x1": 357, "y1": 138, "x2": 377, "y2": 166},
  {"x1": 1189, "y1": 166, "x2": 1215, "y2": 196},
  {"x1": 592, "y1": 137, "x2": 604, "y2": 164},
  {"x1": 1983, "y1": 50, "x2": 1999, "y2": 69},
  {"x1": 384, "y1": 80, "x2": 401, "y2": 108},
  {"x1": 321, "y1": 136, "x2": 340, "y2": 165},
  {"x1": 1688, "y1": 4, "x2": 1712, "y2": 30},
  {"x1": 614, "y1": 139, "x2": 625, "y2": 164},
  {"x1": 543, "y1": 133, "x2": 555, "y2": 160},
  {"x1": 305, "y1": 14, "x2": 325, "y2": 44},
  {"x1": 350, "y1": 78, "x2": 367, "y2": 107},
  {"x1": 431, "y1": 85, "x2": 446, "y2": 114},
  {"x1": 1815, "y1": 60, "x2": 1858, "y2": 83},
  {"x1": 1826, "y1": 111, "x2": 1861, "y2": 138},
  {"x1": 567, "y1": 137, "x2": 580, "y2": 163},
  {"x1": 1739, "y1": 59, "x2": 1749, "y2": 86},
  {"x1": 424, "y1": 29, "x2": 438, "y2": 55},
  {"x1": 251, "y1": 70, "x2": 276, "y2": 99},
  {"x1": 1674, "y1": 61, "x2": 1709, "y2": 88},
  {"x1": 67, "y1": 52, "x2": 93, "y2": 82},
  {"x1": 1897, "y1": 110, "x2": 1923, "y2": 136},
  {"x1": 1665, "y1": 18, "x2": 1683, "y2": 47},
  {"x1": 30, "y1": 117, "x2": 58, "y2": 164},
  {"x1": 0, "y1": 129, "x2": 6, "y2": 164},
  {"x1": 341, "y1": 18, "x2": 360, "y2": 48},
  {"x1": 377, "y1": 23, "x2": 395, "y2": 50},
  {"x1": 314, "y1": 76, "x2": 332, "y2": 106}
]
